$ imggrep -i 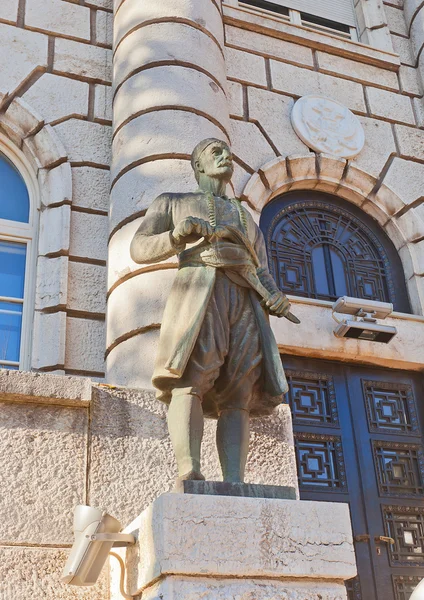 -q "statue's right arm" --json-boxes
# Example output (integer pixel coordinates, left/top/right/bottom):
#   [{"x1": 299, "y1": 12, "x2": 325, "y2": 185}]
[{"x1": 130, "y1": 194, "x2": 183, "y2": 265}]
